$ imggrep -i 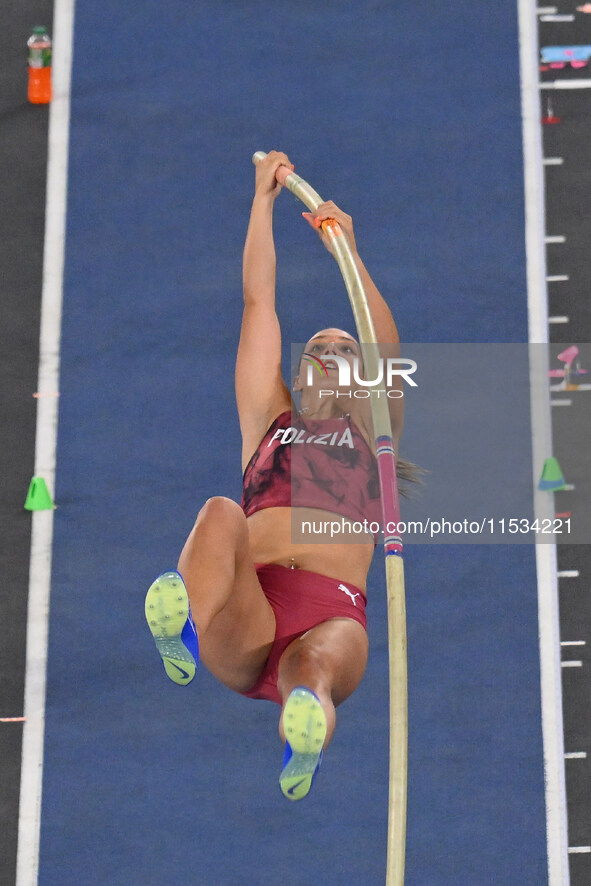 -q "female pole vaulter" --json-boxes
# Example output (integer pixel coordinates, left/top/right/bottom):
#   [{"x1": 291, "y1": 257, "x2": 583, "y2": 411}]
[{"x1": 145, "y1": 150, "x2": 414, "y2": 801}]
